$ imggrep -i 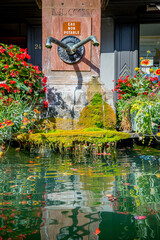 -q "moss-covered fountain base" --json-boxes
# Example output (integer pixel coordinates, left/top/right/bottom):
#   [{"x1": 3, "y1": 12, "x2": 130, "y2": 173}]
[
  {"x1": 16, "y1": 128, "x2": 130, "y2": 154},
  {"x1": 16, "y1": 94, "x2": 130, "y2": 154}
]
